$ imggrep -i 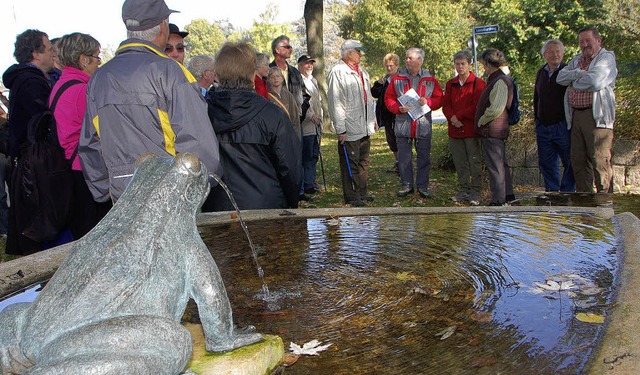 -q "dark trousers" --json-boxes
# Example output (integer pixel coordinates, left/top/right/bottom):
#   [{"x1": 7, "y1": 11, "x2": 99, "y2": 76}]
[
  {"x1": 338, "y1": 136, "x2": 370, "y2": 202},
  {"x1": 482, "y1": 137, "x2": 514, "y2": 204},
  {"x1": 384, "y1": 122, "x2": 398, "y2": 153},
  {"x1": 69, "y1": 171, "x2": 112, "y2": 240},
  {"x1": 536, "y1": 119, "x2": 575, "y2": 192},
  {"x1": 301, "y1": 134, "x2": 319, "y2": 191}
]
